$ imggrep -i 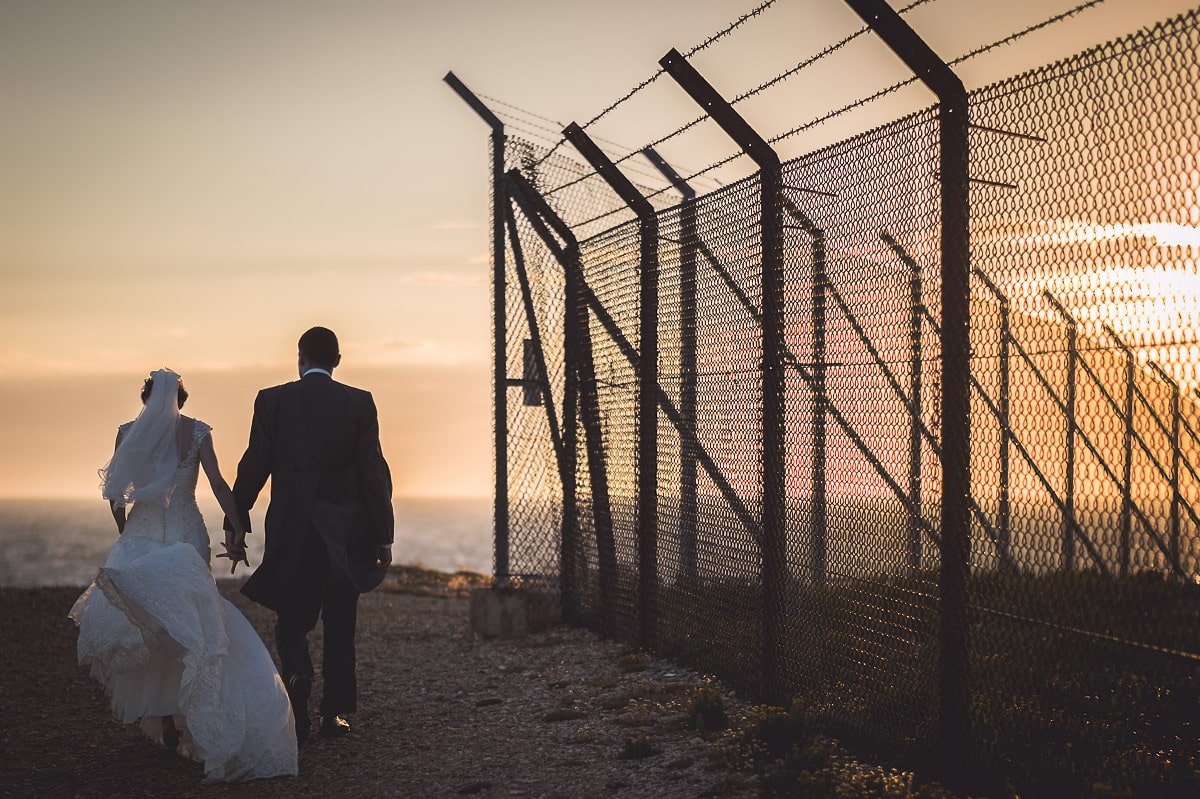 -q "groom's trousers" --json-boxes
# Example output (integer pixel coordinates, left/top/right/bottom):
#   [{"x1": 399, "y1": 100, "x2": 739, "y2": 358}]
[{"x1": 274, "y1": 525, "x2": 359, "y2": 716}]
